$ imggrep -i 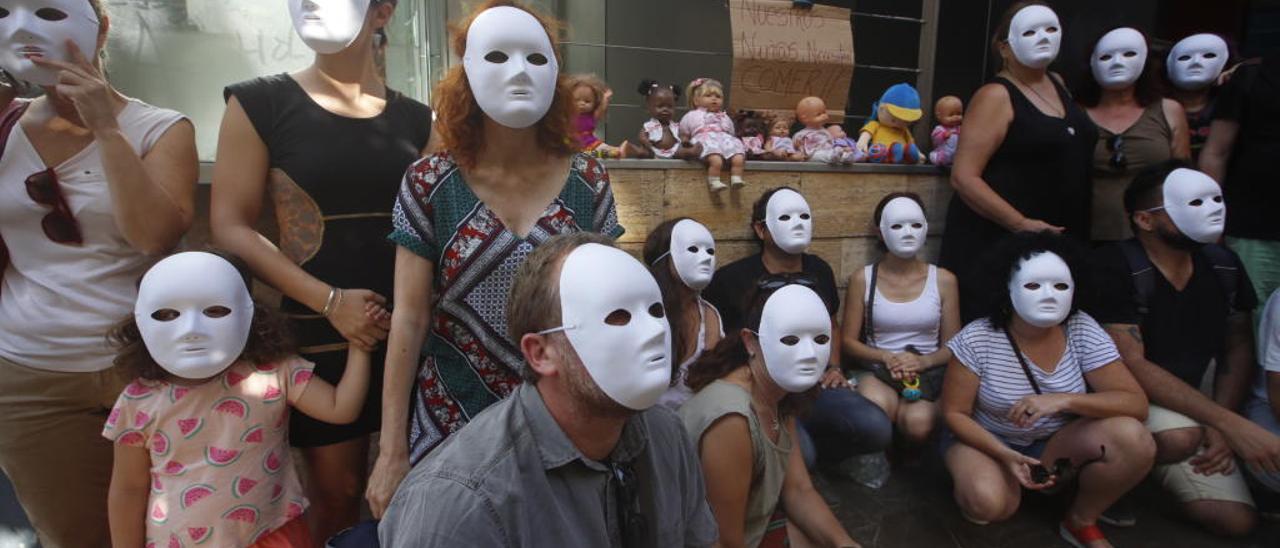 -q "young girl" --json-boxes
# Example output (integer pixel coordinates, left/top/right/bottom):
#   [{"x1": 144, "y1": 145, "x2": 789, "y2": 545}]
[
  {"x1": 103, "y1": 252, "x2": 371, "y2": 548},
  {"x1": 570, "y1": 74, "x2": 626, "y2": 158},
  {"x1": 626, "y1": 79, "x2": 701, "y2": 160},
  {"x1": 842, "y1": 193, "x2": 961, "y2": 446},
  {"x1": 678, "y1": 78, "x2": 747, "y2": 191},
  {"x1": 764, "y1": 116, "x2": 804, "y2": 161}
]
